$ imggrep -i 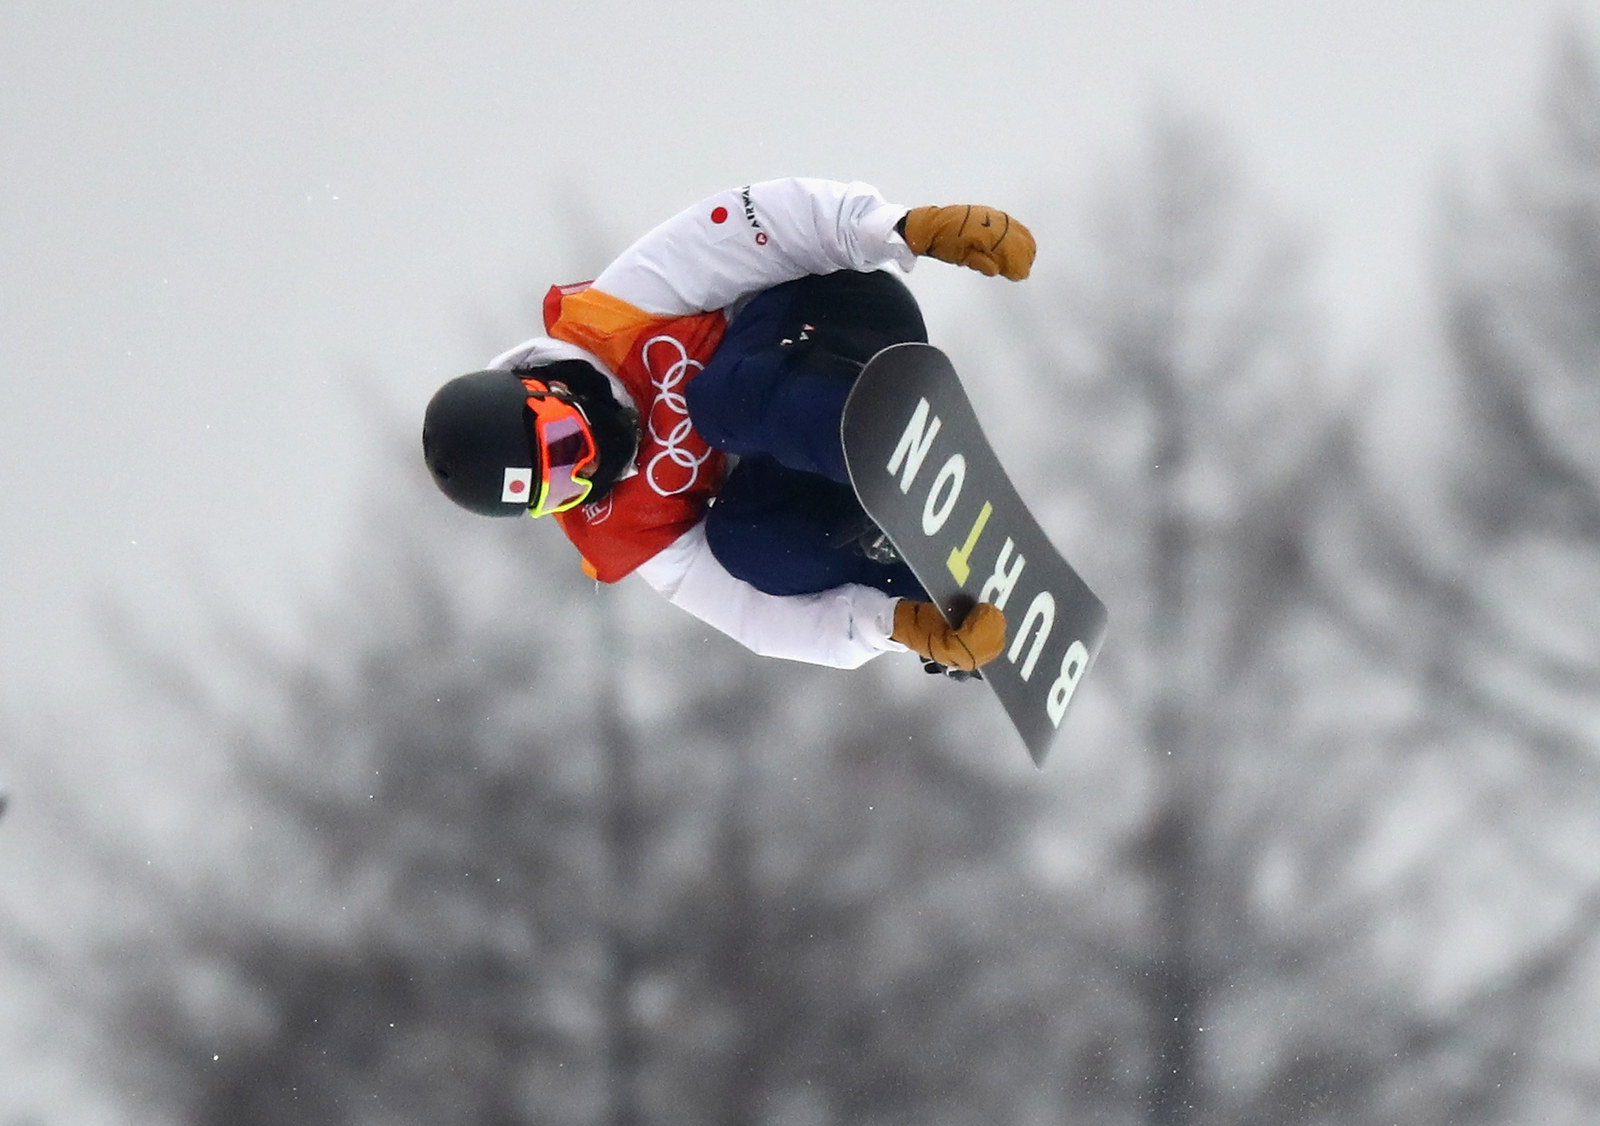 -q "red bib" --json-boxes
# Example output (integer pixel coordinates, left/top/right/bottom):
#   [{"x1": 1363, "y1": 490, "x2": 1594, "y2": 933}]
[{"x1": 544, "y1": 283, "x2": 727, "y2": 582}]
